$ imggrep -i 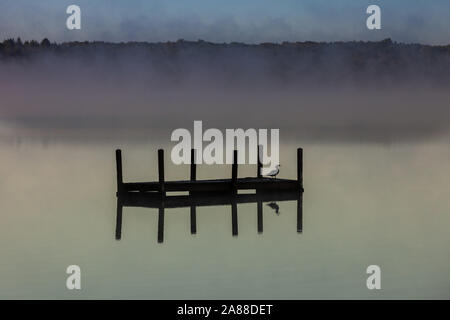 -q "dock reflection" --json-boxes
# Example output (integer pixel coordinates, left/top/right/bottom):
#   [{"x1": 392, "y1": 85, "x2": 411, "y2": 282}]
[{"x1": 115, "y1": 190, "x2": 303, "y2": 243}]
